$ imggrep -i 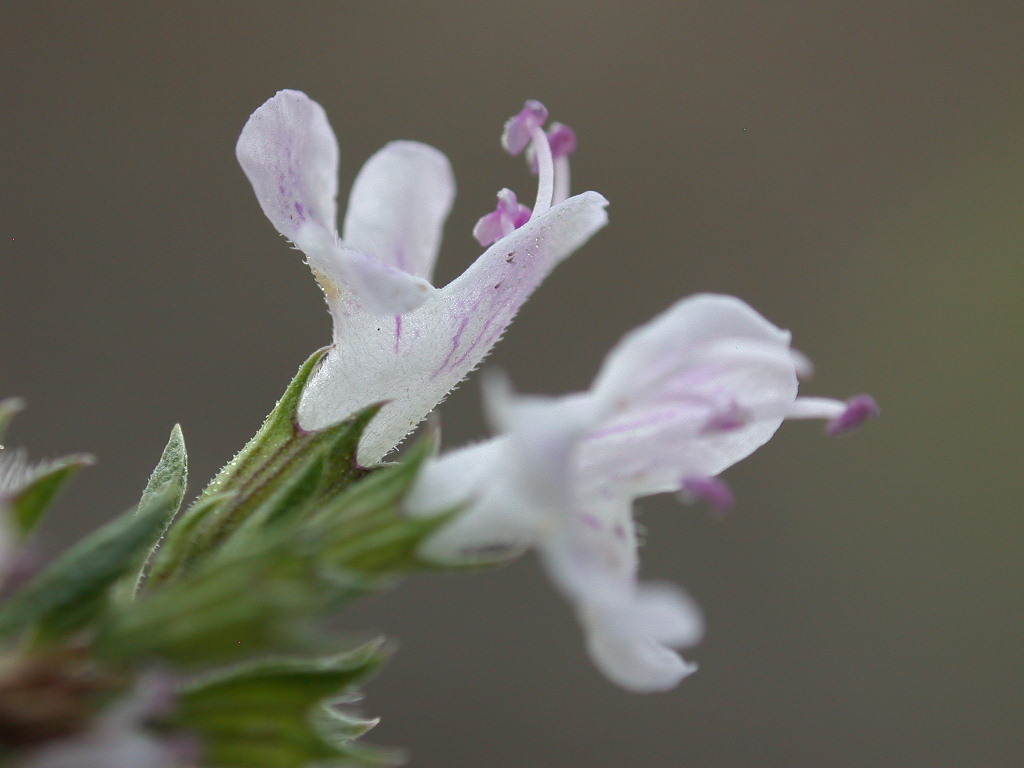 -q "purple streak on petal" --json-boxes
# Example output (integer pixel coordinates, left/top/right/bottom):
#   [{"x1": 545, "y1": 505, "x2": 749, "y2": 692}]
[
  {"x1": 432, "y1": 312, "x2": 474, "y2": 378},
  {"x1": 827, "y1": 394, "x2": 879, "y2": 435},
  {"x1": 701, "y1": 400, "x2": 750, "y2": 433},
  {"x1": 682, "y1": 476, "x2": 735, "y2": 516},
  {"x1": 394, "y1": 315, "x2": 402, "y2": 353},
  {"x1": 446, "y1": 286, "x2": 516, "y2": 372},
  {"x1": 588, "y1": 408, "x2": 694, "y2": 441},
  {"x1": 579, "y1": 512, "x2": 603, "y2": 531}
]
